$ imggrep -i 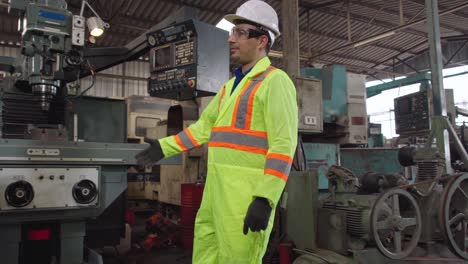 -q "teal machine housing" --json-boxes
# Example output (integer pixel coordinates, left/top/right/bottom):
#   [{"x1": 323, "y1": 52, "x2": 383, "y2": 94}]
[
  {"x1": 301, "y1": 65, "x2": 348, "y2": 125},
  {"x1": 301, "y1": 65, "x2": 368, "y2": 146},
  {"x1": 298, "y1": 66, "x2": 408, "y2": 216}
]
